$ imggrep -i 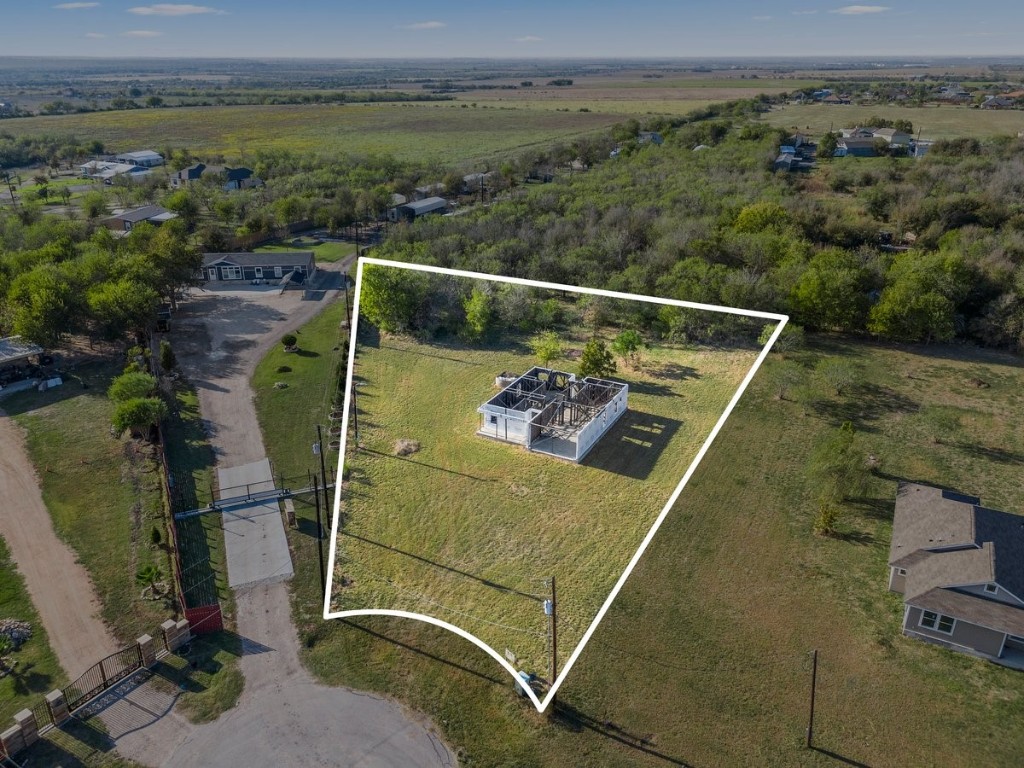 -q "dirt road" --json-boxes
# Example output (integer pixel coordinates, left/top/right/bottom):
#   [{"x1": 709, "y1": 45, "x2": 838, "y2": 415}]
[{"x1": 0, "y1": 413, "x2": 118, "y2": 679}]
